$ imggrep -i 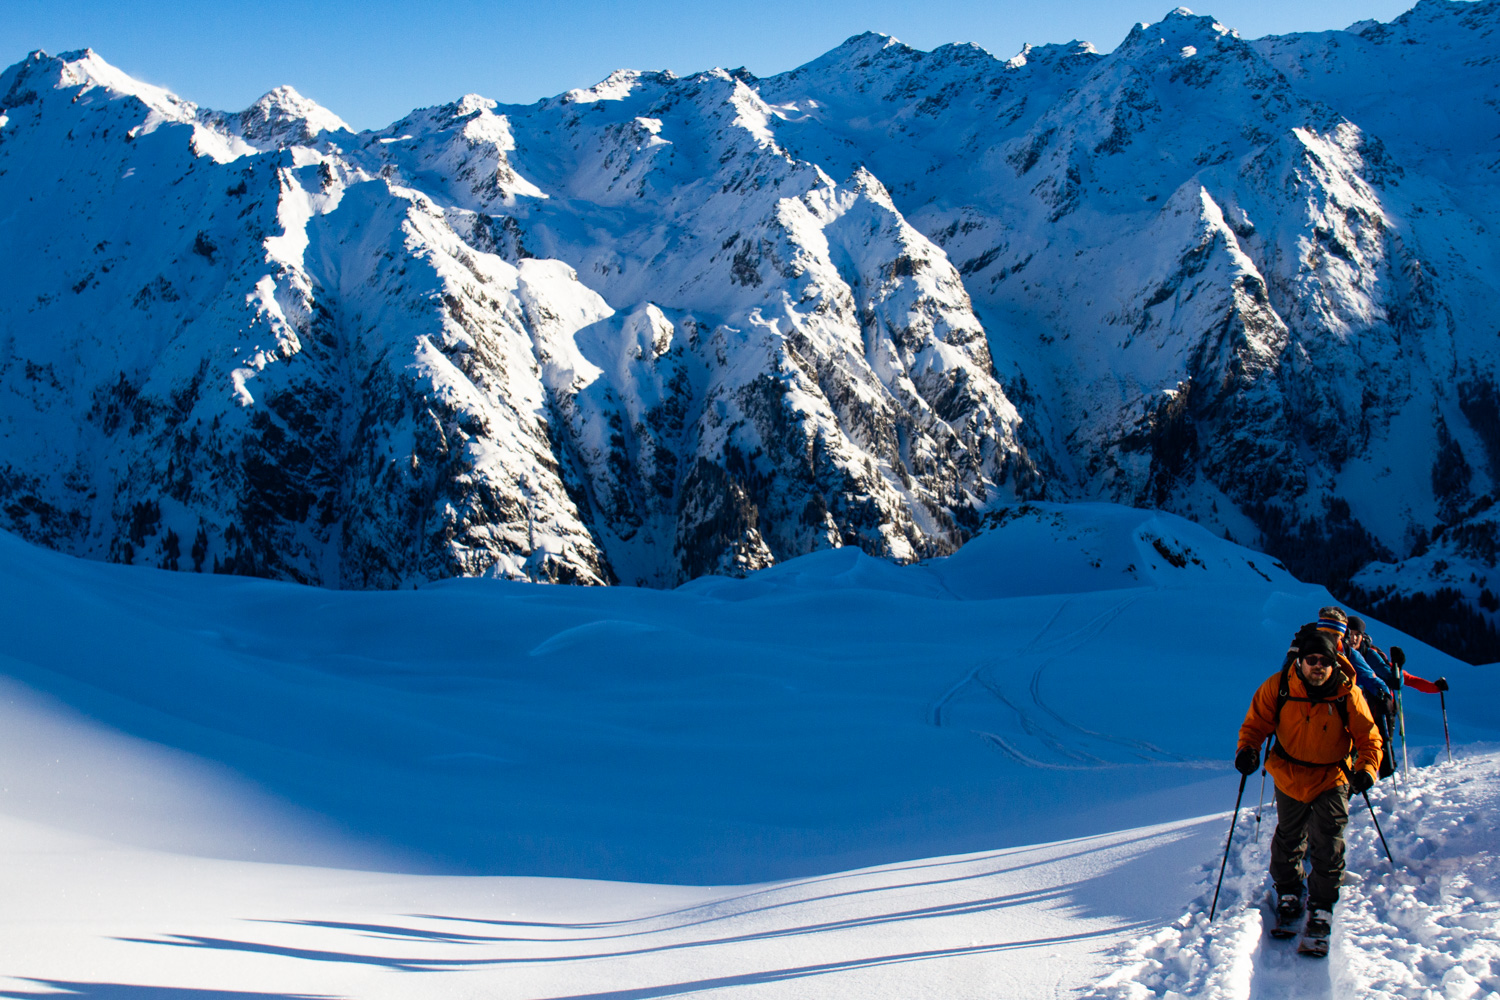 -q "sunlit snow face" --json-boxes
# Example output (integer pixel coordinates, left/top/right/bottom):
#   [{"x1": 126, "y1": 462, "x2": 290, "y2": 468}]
[{"x1": 1298, "y1": 654, "x2": 1335, "y2": 687}]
